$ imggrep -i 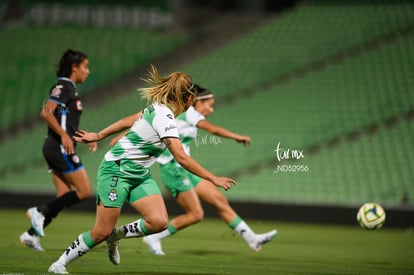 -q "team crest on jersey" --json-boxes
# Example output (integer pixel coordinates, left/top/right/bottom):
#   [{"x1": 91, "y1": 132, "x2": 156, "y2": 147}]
[
  {"x1": 76, "y1": 100, "x2": 83, "y2": 111},
  {"x1": 51, "y1": 85, "x2": 63, "y2": 98},
  {"x1": 108, "y1": 189, "x2": 118, "y2": 201},
  {"x1": 71, "y1": 154, "x2": 80, "y2": 164},
  {"x1": 182, "y1": 177, "x2": 191, "y2": 186}
]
